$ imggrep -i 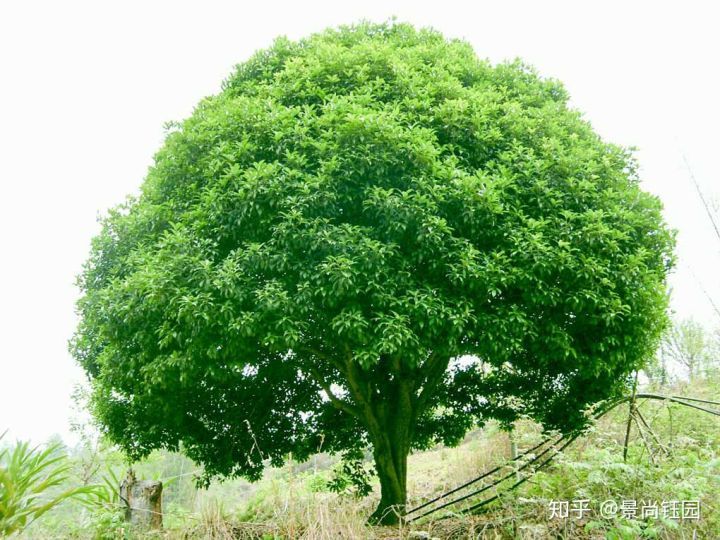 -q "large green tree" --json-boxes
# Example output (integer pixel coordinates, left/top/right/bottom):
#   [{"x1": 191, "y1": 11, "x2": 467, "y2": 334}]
[{"x1": 72, "y1": 22, "x2": 674, "y2": 523}]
